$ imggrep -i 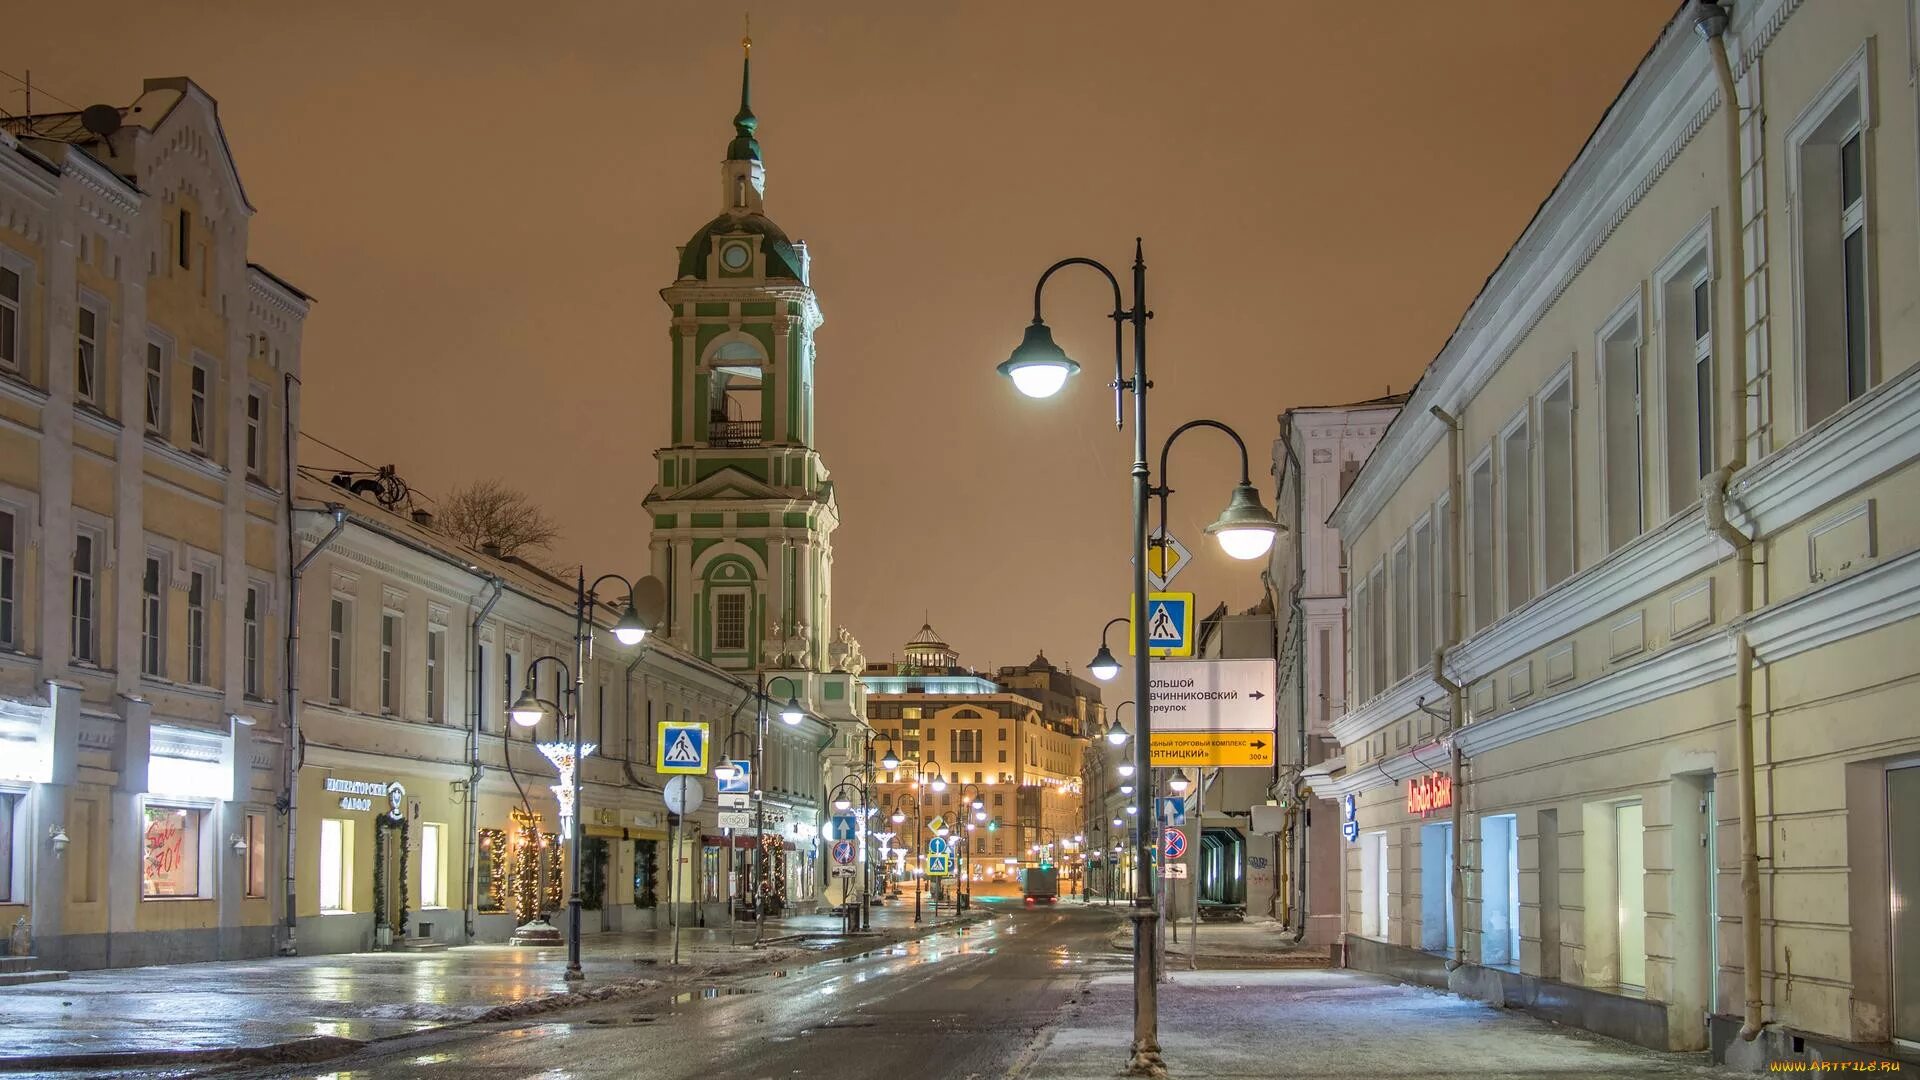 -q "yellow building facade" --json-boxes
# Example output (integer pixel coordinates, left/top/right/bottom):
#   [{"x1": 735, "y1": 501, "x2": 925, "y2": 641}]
[
  {"x1": 0, "y1": 80, "x2": 305, "y2": 969},
  {"x1": 1311, "y1": 1, "x2": 1920, "y2": 1068}
]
